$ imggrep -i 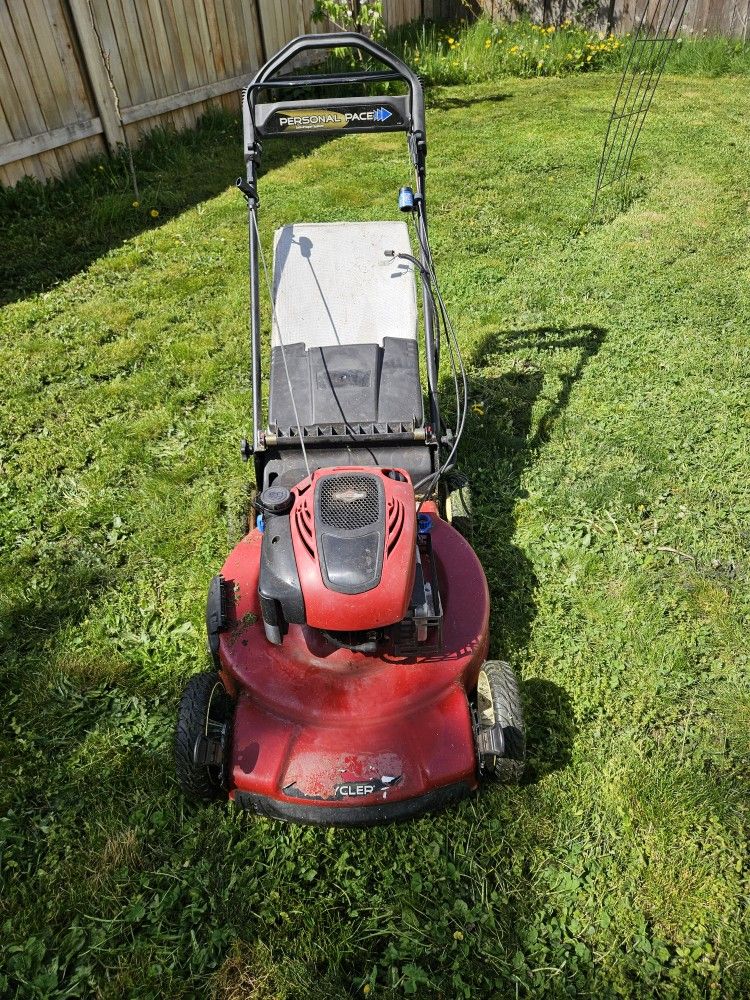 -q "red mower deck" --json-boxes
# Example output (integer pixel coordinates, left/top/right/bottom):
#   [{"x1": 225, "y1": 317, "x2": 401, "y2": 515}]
[{"x1": 218, "y1": 504, "x2": 489, "y2": 824}]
